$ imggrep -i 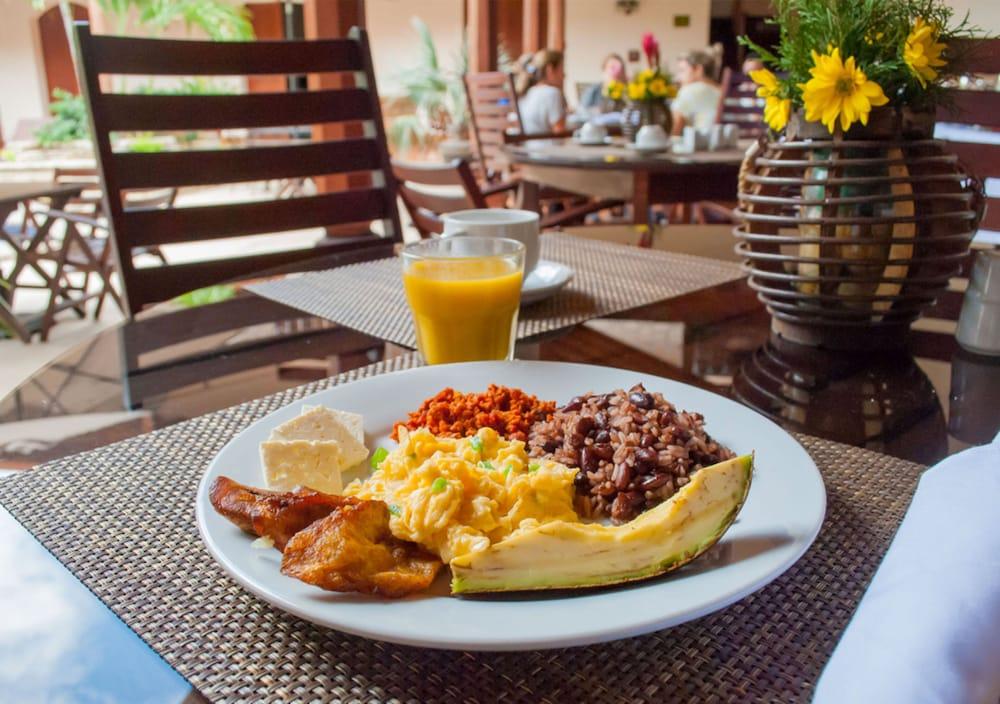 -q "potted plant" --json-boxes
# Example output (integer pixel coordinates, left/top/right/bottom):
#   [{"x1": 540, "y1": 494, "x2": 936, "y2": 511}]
[
  {"x1": 621, "y1": 33, "x2": 677, "y2": 141},
  {"x1": 734, "y1": 0, "x2": 985, "y2": 349}
]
